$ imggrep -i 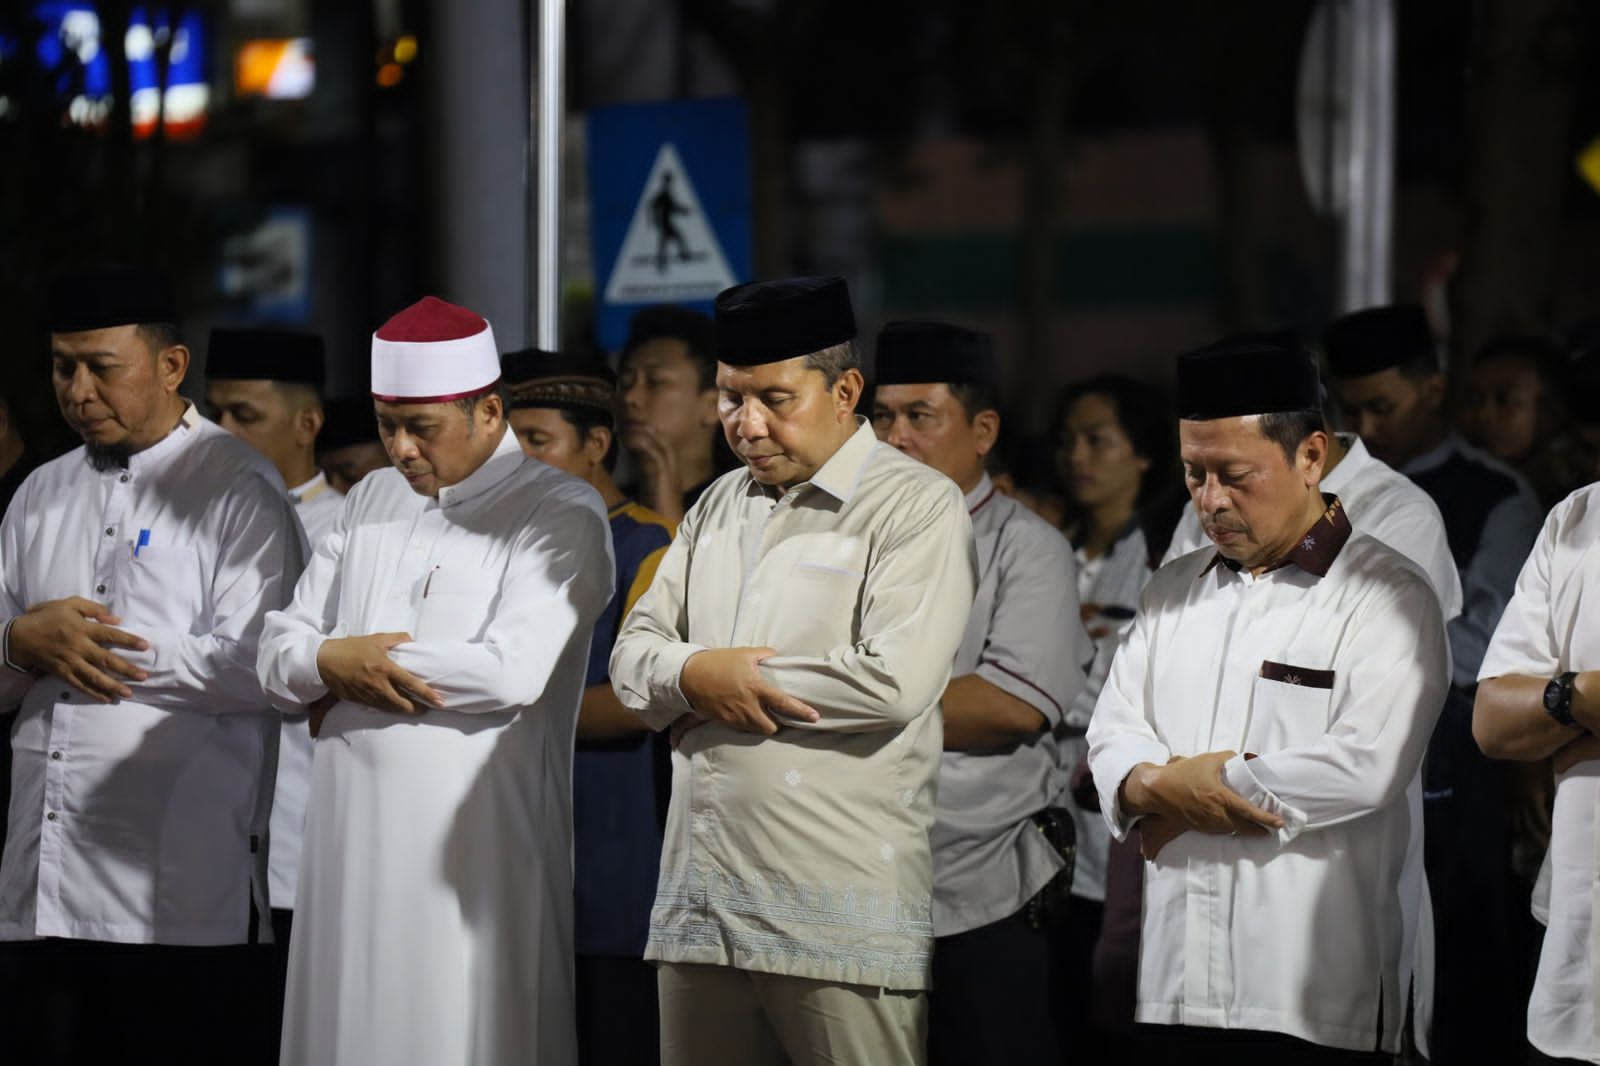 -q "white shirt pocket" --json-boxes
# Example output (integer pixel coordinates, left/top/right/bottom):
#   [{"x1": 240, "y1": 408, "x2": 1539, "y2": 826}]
[
  {"x1": 413, "y1": 566, "x2": 501, "y2": 642},
  {"x1": 1248, "y1": 663, "x2": 1335, "y2": 751},
  {"x1": 116, "y1": 545, "x2": 204, "y2": 633}
]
